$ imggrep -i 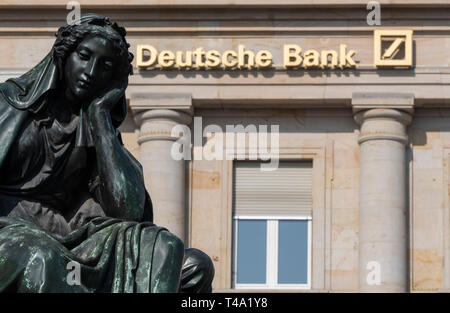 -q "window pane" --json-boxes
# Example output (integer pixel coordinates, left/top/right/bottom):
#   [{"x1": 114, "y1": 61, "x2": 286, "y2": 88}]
[
  {"x1": 278, "y1": 220, "x2": 308, "y2": 284},
  {"x1": 236, "y1": 220, "x2": 267, "y2": 284}
]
